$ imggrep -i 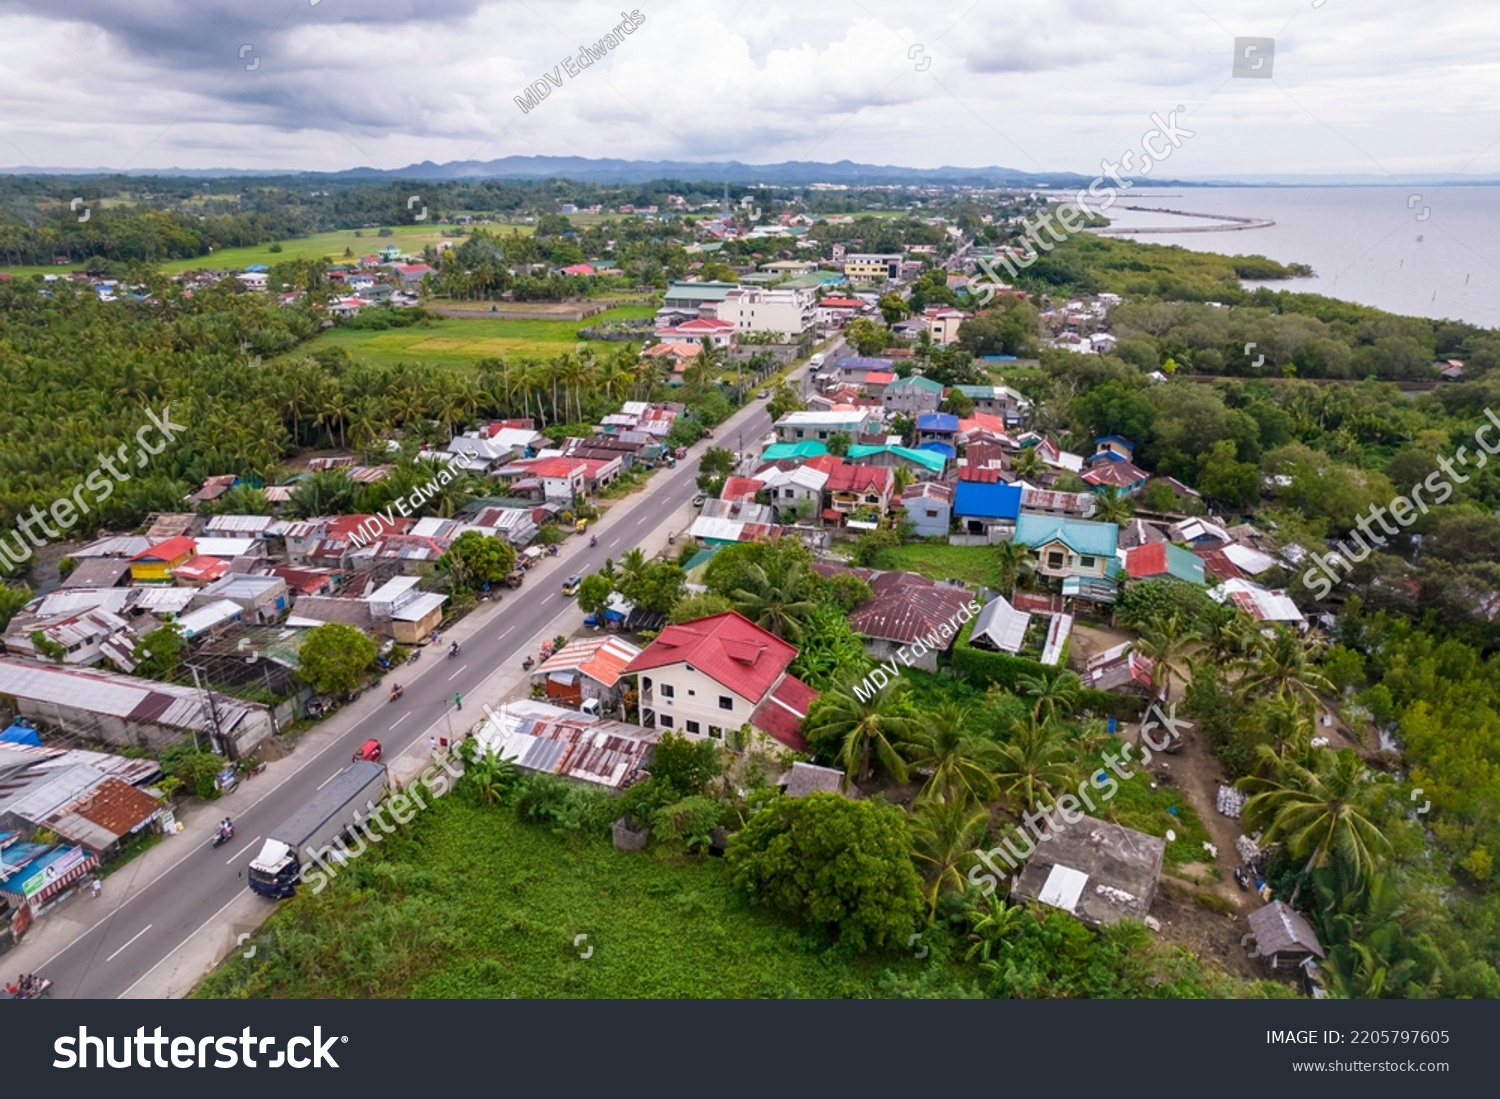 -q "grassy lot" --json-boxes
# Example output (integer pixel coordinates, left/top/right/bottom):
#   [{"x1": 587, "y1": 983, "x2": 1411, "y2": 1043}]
[
  {"x1": 161, "y1": 225, "x2": 531, "y2": 273},
  {"x1": 196, "y1": 795, "x2": 963, "y2": 999},
  {"x1": 300, "y1": 305, "x2": 657, "y2": 365},
  {"x1": 1083, "y1": 745, "x2": 1219, "y2": 877},
  {"x1": 0, "y1": 224, "x2": 537, "y2": 278},
  {"x1": 871, "y1": 543, "x2": 1003, "y2": 588}
]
